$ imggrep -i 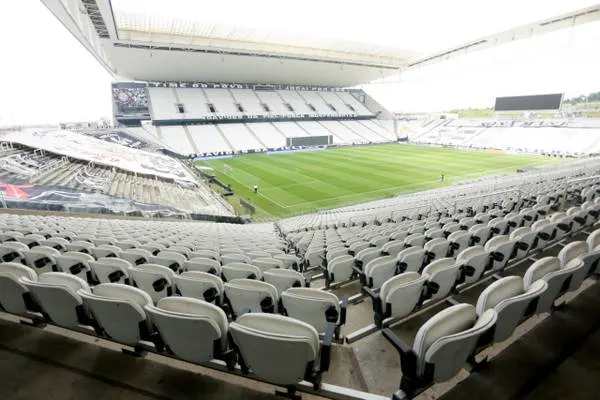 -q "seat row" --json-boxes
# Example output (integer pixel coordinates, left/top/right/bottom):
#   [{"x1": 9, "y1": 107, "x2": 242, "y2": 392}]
[{"x1": 0, "y1": 269, "x2": 335, "y2": 394}]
